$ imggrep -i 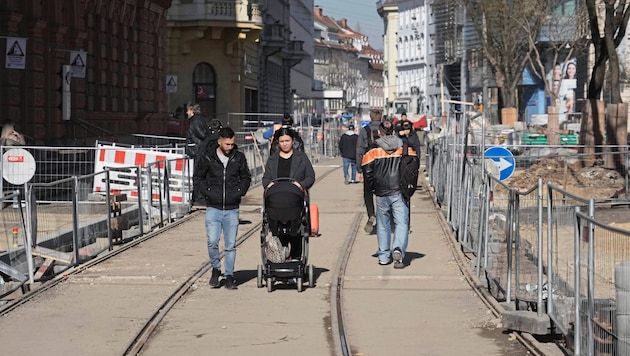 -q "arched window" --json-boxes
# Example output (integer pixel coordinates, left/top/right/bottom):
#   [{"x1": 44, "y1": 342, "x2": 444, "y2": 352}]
[{"x1": 193, "y1": 63, "x2": 217, "y2": 118}]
